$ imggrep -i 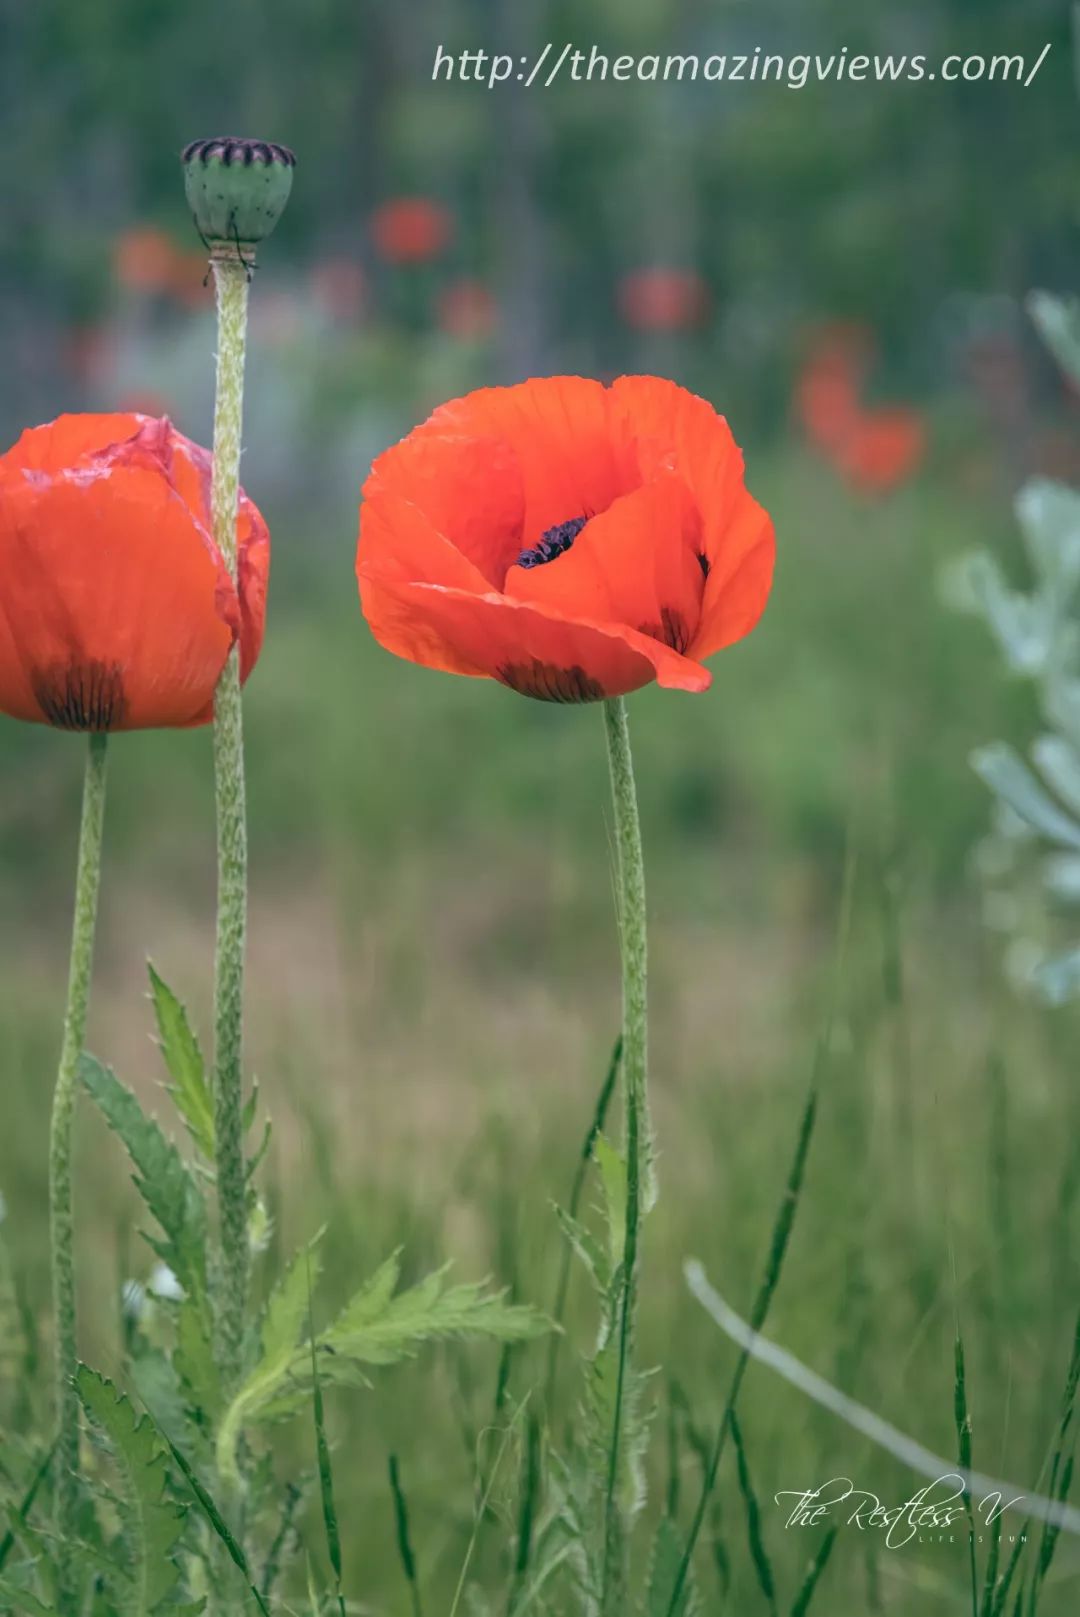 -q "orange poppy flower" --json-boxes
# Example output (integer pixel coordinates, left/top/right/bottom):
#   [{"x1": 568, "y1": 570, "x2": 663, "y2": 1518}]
[
  {"x1": 357, "y1": 376, "x2": 773, "y2": 701},
  {"x1": 0, "y1": 413, "x2": 268, "y2": 731},
  {"x1": 370, "y1": 197, "x2": 453, "y2": 265},
  {"x1": 617, "y1": 269, "x2": 709, "y2": 334}
]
